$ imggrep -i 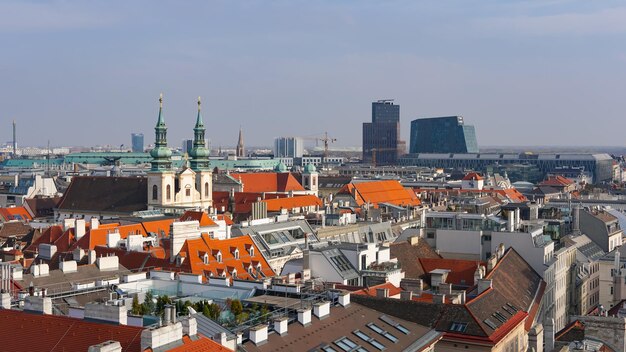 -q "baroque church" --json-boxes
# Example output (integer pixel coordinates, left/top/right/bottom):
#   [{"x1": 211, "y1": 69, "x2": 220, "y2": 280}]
[{"x1": 147, "y1": 94, "x2": 213, "y2": 212}]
